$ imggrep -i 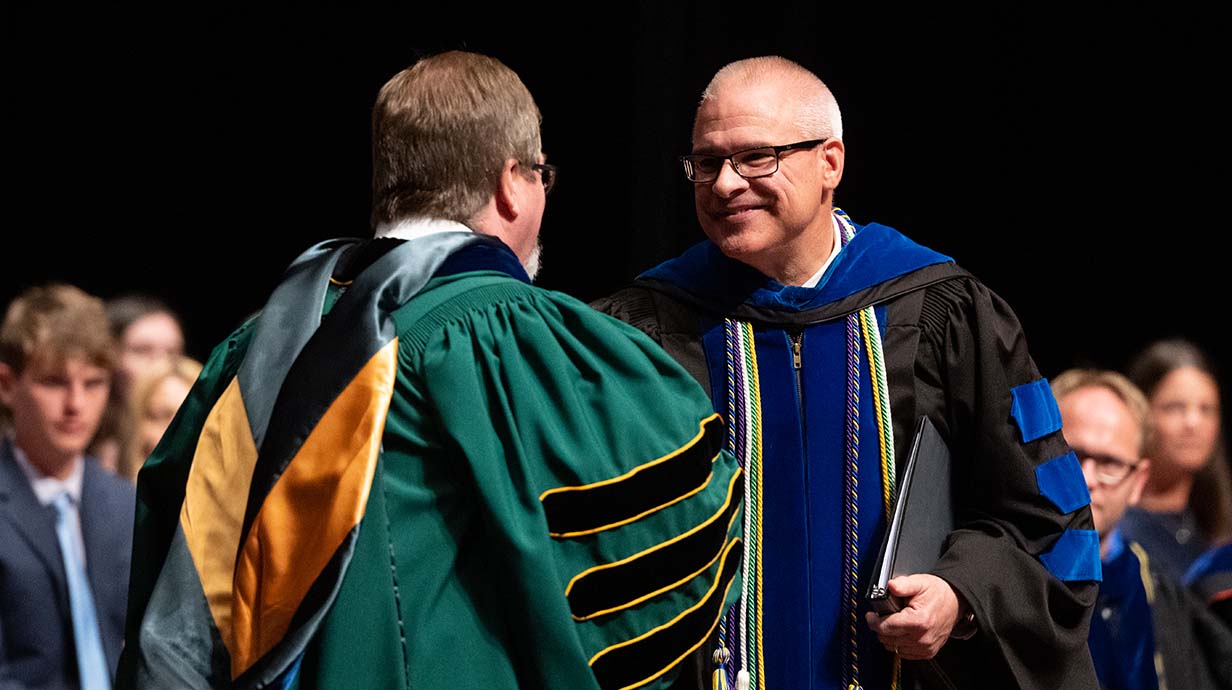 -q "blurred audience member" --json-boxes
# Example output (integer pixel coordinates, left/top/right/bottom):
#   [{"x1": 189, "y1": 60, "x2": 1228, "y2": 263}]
[
  {"x1": 117, "y1": 356, "x2": 202, "y2": 483},
  {"x1": 0, "y1": 283, "x2": 134, "y2": 688},
  {"x1": 1123, "y1": 338, "x2": 1232, "y2": 582},
  {"x1": 90, "y1": 293, "x2": 186, "y2": 473},
  {"x1": 106, "y1": 293, "x2": 186, "y2": 392},
  {"x1": 1054, "y1": 368, "x2": 1232, "y2": 690}
]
